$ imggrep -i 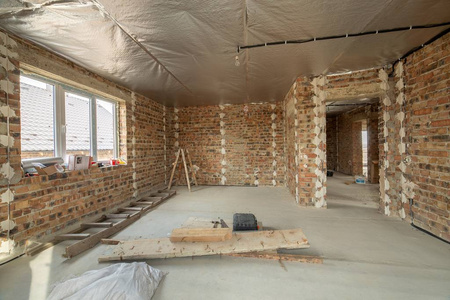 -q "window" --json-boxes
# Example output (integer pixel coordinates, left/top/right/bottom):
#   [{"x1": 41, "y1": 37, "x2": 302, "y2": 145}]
[
  {"x1": 20, "y1": 74, "x2": 119, "y2": 163},
  {"x1": 96, "y1": 99, "x2": 116, "y2": 161},
  {"x1": 65, "y1": 92, "x2": 91, "y2": 156},
  {"x1": 20, "y1": 77, "x2": 55, "y2": 159}
]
